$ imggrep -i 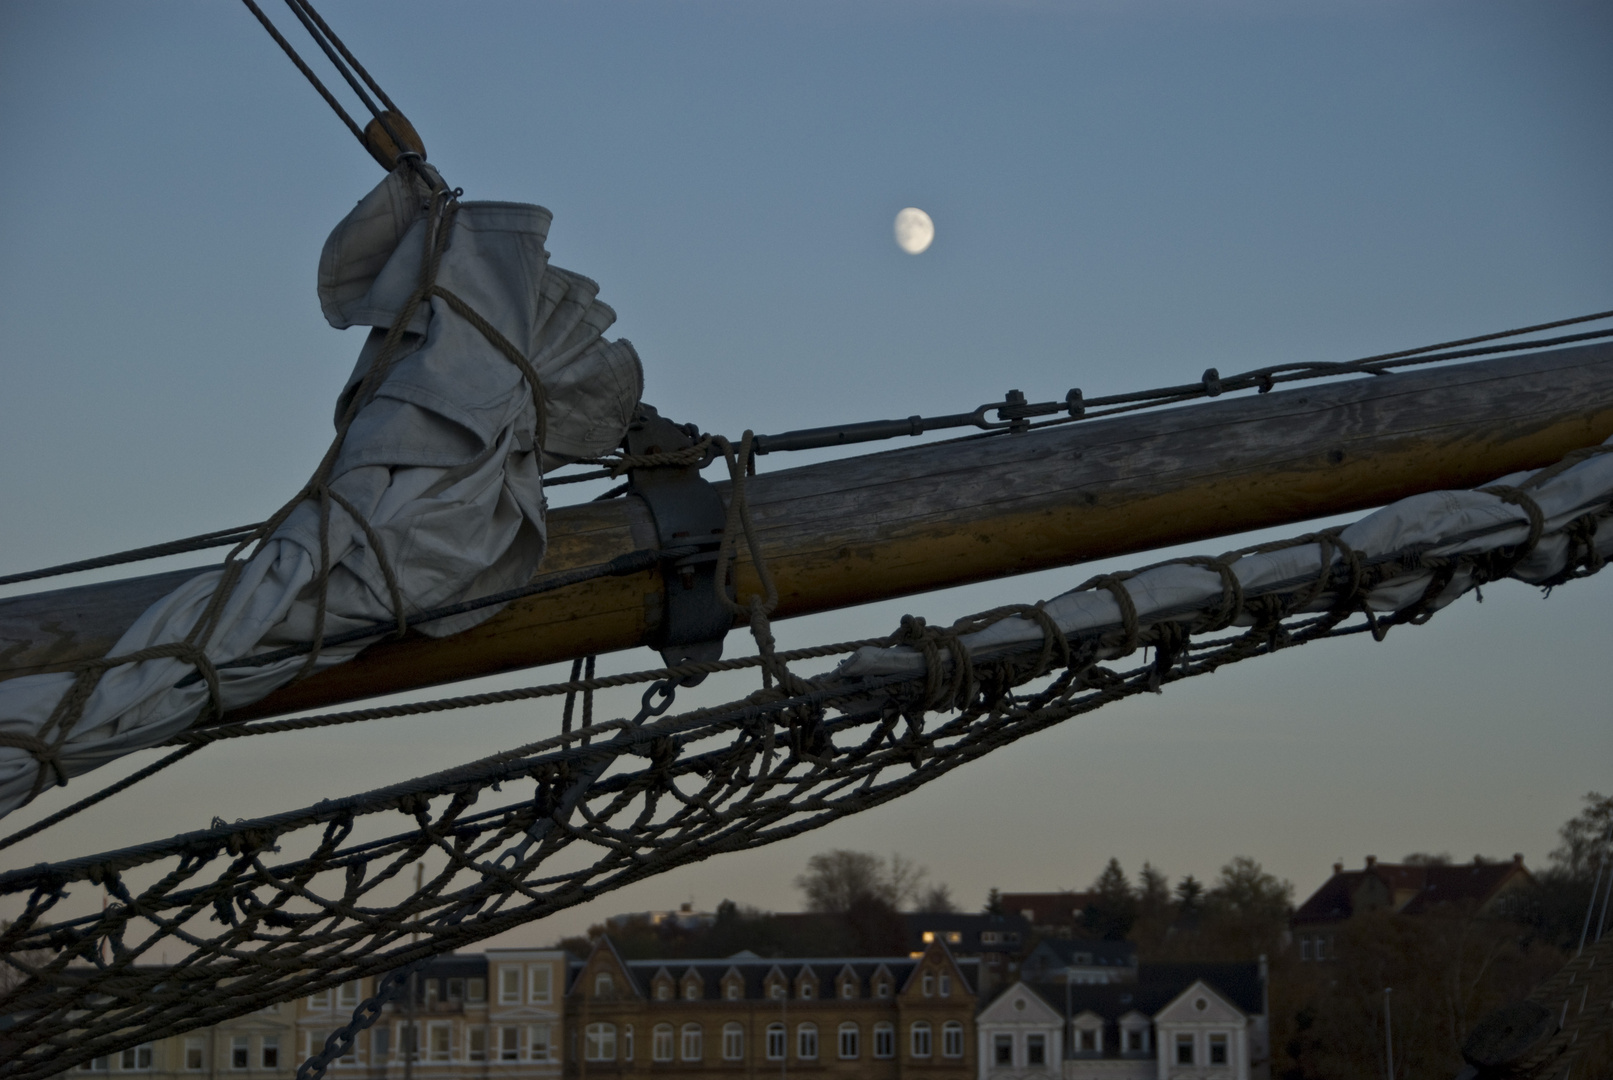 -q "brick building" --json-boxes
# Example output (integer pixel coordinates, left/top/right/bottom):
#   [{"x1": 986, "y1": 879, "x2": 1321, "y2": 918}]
[{"x1": 560, "y1": 937, "x2": 978, "y2": 1079}]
